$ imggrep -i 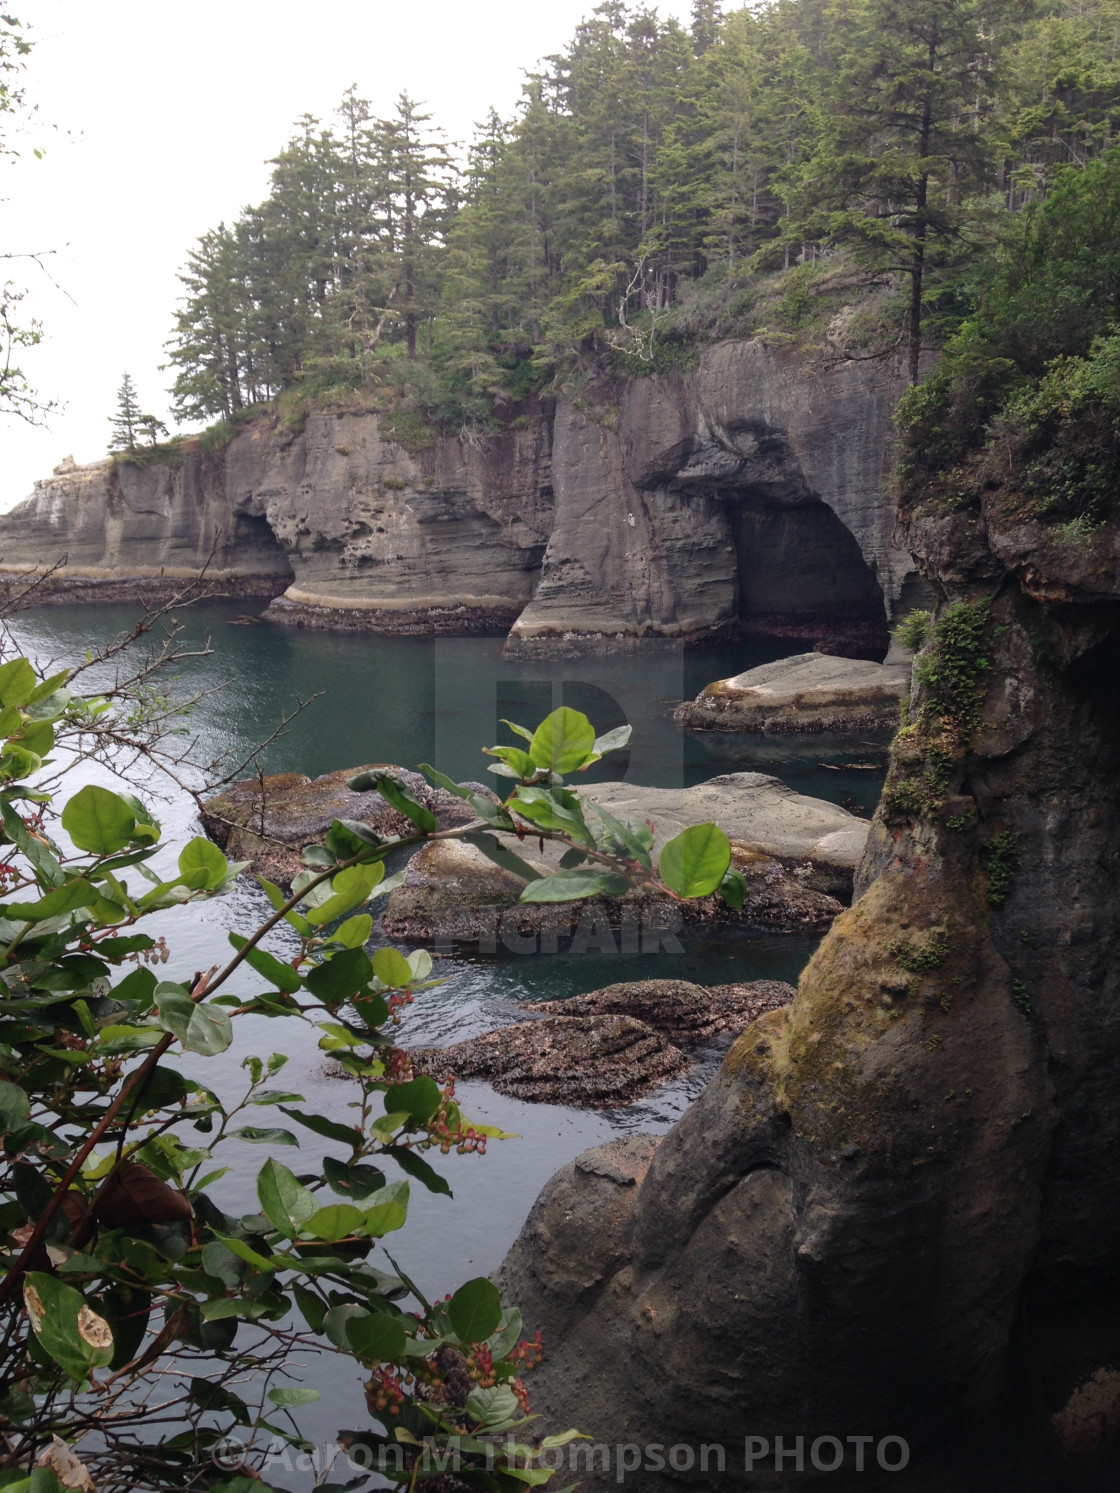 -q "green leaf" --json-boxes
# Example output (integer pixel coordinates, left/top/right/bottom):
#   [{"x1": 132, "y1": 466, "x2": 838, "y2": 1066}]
[
  {"x1": 385, "y1": 1146, "x2": 451, "y2": 1197},
  {"x1": 466, "y1": 1382, "x2": 519, "y2": 1427},
  {"x1": 214, "y1": 1234, "x2": 277, "y2": 1271},
  {"x1": 519, "y1": 869, "x2": 629, "y2": 903},
  {"x1": 371, "y1": 946, "x2": 413, "y2": 988},
  {"x1": 449, "y1": 1278, "x2": 502, "y2": 1344},
  {"x1": 347, "y1": 1311, "x2": 407, "y2": 1364},
  {"x1": 384, "y1": 1076, "x2": 441, "y2": 1125},
  {"x1": 306, "y1": 1203, "x2": 364, "y2": 1242},
  {"x1": 178, "y1": 837, "x2": 229, "y2": 890},
  {"x1": 257, "y1": 876, "x2": 312, "y2": 937},
  {"x1": 489, "y1": 1306, "x2": 524, "y2": 1360},
  {"x1": 416, "y1": 764, "x2": 473, "y2": 800},
  {"x1": 591, "y1": 802, "x2": 653, "y2": 868},
  {"x1": 60, "y1": 785, "x2": 136, "y2": 855},
  {"x1": 256, "y1": 1159, "x2": 316, "y2": 1239},
  {"x1": 324, "y1": 1303, "x2": 369, "y2": 1349},
  {"x1": 154, "y1": 985, "x2": 233, "y2": 1055},
  {"x1": 348, "y1": 768, "x2": 439, "y2": 833},
  {"x1": 292, "y1": 1282, "x2": 326, "y2": 1333},
  {"x1": 718, "y1": 866, "x2": 747, "y2": 911},
  {"x1": 26, "y1": 668, "x2": 70, "y2": 707},
  {"x1": 462, "y1": 831, "x2": 542, "y2": 884},
  {"x1": 0, "y1": 878, "x2": 95, "y2": 923},
  {"x1": 589, "y1": 723, "x2": 632, "y2": 760},
  {"x1": 0, "y1": 1080, "x2": 30, "y2": 1129},
  {"x1": 528, "y1": 707, "x2": 596, "y2": 774},
  {"x1": 330, "y1": 913, "x2": 373, "y2": 949},
  {"x1": 322, "y1": 1157, "x2": 386, "y2": 1200},
  {"x1": 277, "y1": 1106, "x2": 362, "y2": 1150},
  {"x1": 304, "y1": 947, "x2": 373, "y2": 1004},
  {"x1": 658, "y1": 822, "x2": 731, "y2": 898},
  {"x1": 360, "y1": 1181, "x2": 409, "y2": 1236},
  {"x1": 230, "y1": 1126, "x2": 299, "y2": 1147},
  {"x1": 484, "y1": 744, "x2": 536, "y2": 779},
  {"x1": 499, "y1": 718, "x2": 535, "y2": 744},
  {"x1": 227, "y1": 932, "x2": 302, "y2": 994},
  {"x1": 509, "y1": 785, "x2": 594, "y2": 844},
  {"x1": 0, "y1": 658, "x2": 36, "y2": 708},
  {"x1": 305, "y1": 863, "x2": 385, "y2": 926},
  {"x1": 23, "y1": 1273, "x2": 113, "y2": 1381},
  {"x1": 268, "y1": 1386, "x2": 320, "y2": 1409}
]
